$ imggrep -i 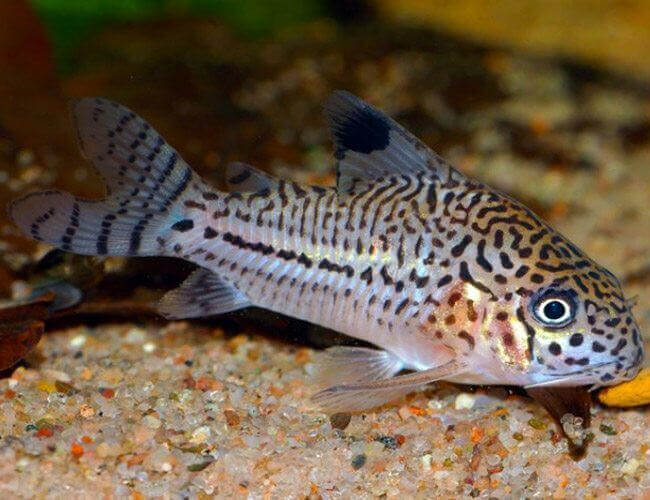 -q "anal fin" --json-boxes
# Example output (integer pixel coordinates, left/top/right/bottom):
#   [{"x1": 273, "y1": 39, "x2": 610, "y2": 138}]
[
  {"x1": 312, "y1": 359, "x2": 467, "y2": 412},
  {"x1": 158, "y1": 268, "x2": 250, "y2": 319}
]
